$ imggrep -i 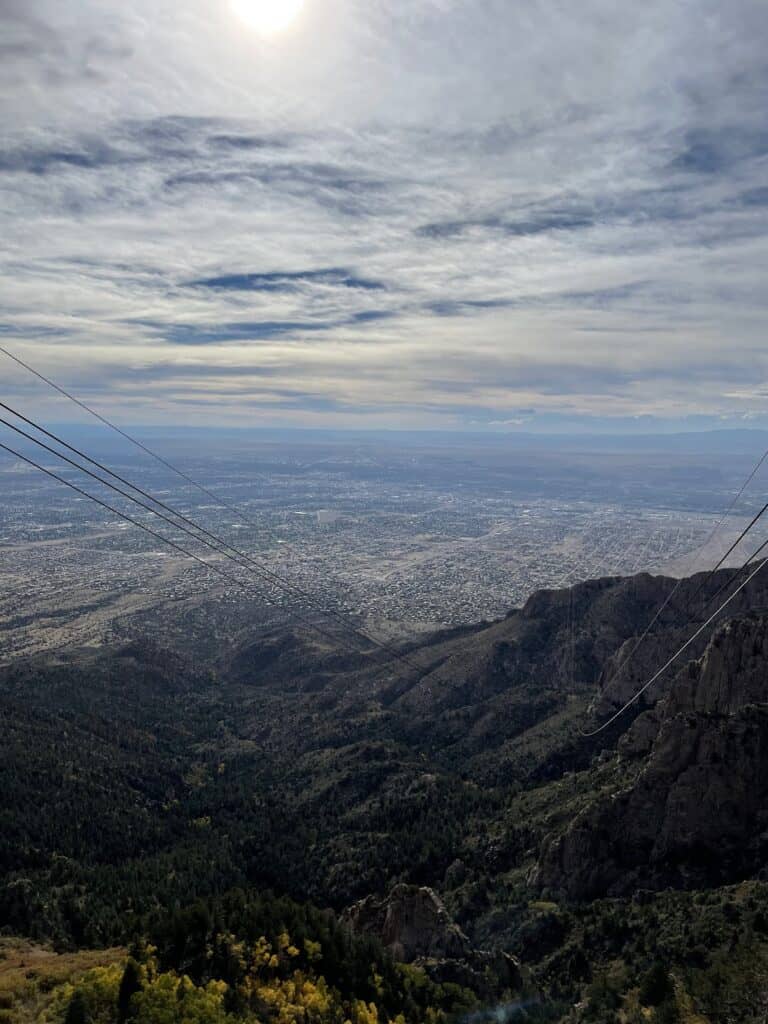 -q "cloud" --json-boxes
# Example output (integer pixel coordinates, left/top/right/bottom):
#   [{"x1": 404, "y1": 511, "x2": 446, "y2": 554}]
[
  {"x1": 669, "y1": 127, "x2": 768, "y2": 175},
  {"x1": 187, "y1": 268, "x2": 385, "y2": 292},
  {"x1": 153, "y1": 321, "x2": 335, "y2": 344},
  {"x1": 417, "y1": 211, "x2": 596, "y2": 240},
  {"x1": 425, "y1": 299, "x2": 515, "y2": 316},
  {"x1": 1, "y1": 0, "x2": 768, "y2": 430},
  {"x1": 0, "y1": 139, "x2": 140, "y2": 175}
]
